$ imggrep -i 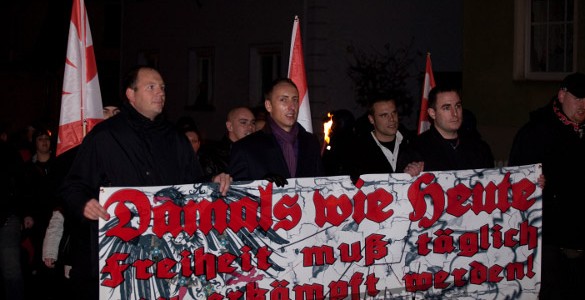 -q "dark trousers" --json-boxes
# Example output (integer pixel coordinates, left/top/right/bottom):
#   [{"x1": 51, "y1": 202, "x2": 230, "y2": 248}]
[{"x1": 0, "y1": 215, "x2": 24, "y2": 300}]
